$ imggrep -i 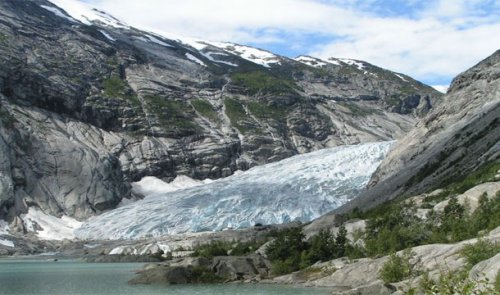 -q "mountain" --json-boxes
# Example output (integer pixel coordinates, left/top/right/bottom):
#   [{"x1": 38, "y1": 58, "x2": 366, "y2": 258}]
[
  {"x1": 334, "y1": 49, "x2": 500, "y2": 213},
  {"x1": 0, "y1": 0, "x2": 440, "y2": 225}
]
